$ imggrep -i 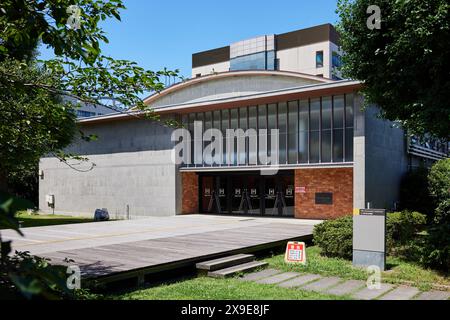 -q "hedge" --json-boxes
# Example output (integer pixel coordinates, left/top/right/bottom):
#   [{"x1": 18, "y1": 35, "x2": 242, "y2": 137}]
[{"x1": 313, "y1": 211, "x2": 427, "y2": 260}]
